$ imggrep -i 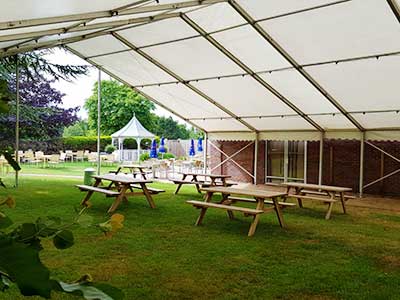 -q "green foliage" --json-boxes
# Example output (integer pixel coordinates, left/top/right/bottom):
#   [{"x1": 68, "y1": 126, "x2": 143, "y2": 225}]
[
  {"x1": 0, "y1": 79, "x2": 12, "y2": 114},
  {"x1": 63, "y1": 120, "x2": 93, "y2": 137},
  {"x1": 85, "y1": 80, "x2": 155, "y2": 135},
  {"x1": 0, "y1": 198, "x2": 124, "y2": 299},
  {"x1": 139, "y1": 152, "x2": 150, "y2": 162},
  {"x1": 62, "y1": 136, "x2": 111, "y2": 151},
  {"x1": 105, "y1": 144, "x2": 116, "y2": 154},
  {"x1": 158, "y1": 152, "x2": 175, "y2": 159}
]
